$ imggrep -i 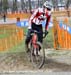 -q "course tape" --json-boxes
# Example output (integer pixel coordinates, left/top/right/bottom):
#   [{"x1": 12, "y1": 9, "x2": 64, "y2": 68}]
[
  {"x1": 16, "y1": 20, "x2": 53, "y2": 28},
  {"x1": 59, "y1": 21, "x2": 71, "y2": 34}
]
